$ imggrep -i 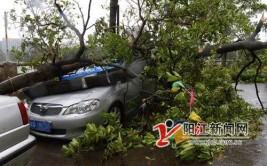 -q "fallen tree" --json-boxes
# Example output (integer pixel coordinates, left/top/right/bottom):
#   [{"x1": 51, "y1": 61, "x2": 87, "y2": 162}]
[
  {"x1": 0, "y1": 0, "x2": 133, "y2": 95},
  {"x1": 0, "y1": 0, "x2": 266, "y2": 111},
  {"x1": 0, "y1": 0, "x2": 148, "y2": 96}
]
